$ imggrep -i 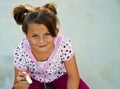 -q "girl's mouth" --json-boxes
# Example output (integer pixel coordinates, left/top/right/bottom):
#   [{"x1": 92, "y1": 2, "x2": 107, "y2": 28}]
[{"x1": 38, "y1": 45, "x2": 47, "y2": 48}]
